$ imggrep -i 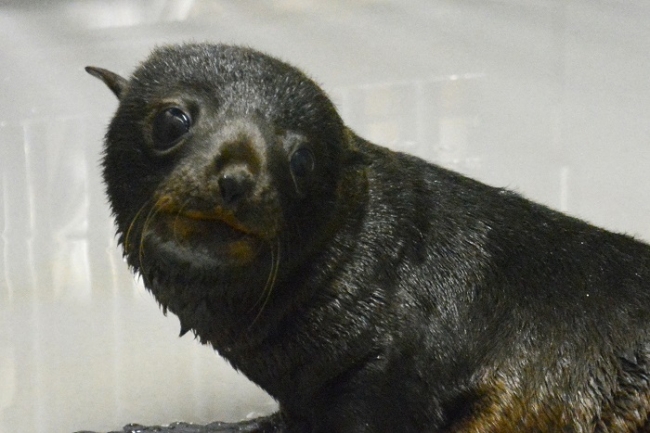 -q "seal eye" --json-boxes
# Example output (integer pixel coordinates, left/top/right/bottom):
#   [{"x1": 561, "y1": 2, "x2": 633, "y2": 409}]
[
  {"x1": 290, "y1": 148, "x2": 315, "y2": 178},
  {"x1": 151, "y1": 107, "x2": 191, "y2": 152}
]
